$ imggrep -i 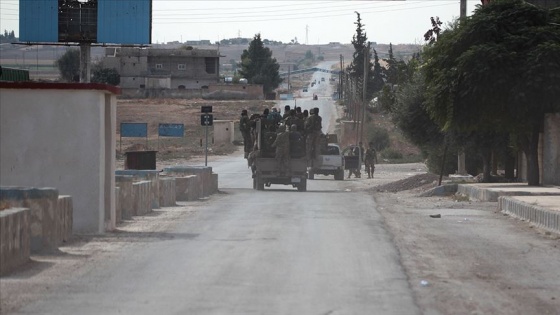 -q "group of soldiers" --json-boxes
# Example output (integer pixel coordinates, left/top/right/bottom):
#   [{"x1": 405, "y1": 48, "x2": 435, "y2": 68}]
[
  {"x1": 348, "y1": 141, "x2": 378, "y2": 179},
  {"x1": 239, "y1": 105, "x2": 324, "y2": 174},
  {"x1": 240, "y1": 106, "x2": 379, "y2": 179}
]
